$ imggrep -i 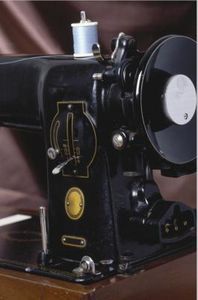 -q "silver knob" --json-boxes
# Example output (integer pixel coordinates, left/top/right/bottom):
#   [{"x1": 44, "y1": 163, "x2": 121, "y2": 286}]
[
  {"x1": 112, "y1": 131, "x2": 127, "y2": 150},
  {"x1": 47, "y1": 147, "x2": 59, "y2": 160}
]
